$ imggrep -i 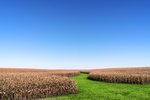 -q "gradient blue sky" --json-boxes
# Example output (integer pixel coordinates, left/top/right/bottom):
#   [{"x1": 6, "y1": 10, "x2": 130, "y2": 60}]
[{"x1": 0, "y1": 0, "x2": 150, "y2": 70}]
